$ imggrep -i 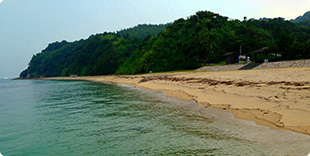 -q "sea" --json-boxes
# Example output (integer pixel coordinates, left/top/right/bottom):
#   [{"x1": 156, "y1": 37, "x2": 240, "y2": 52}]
[{"x1": 1, "y1": 79, "x2": 310, "y2": 156}]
